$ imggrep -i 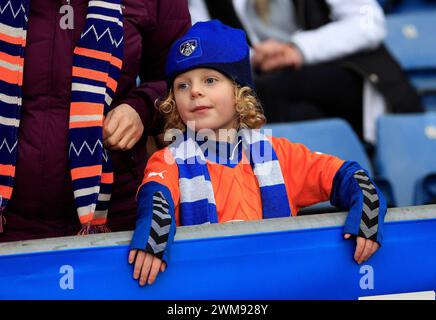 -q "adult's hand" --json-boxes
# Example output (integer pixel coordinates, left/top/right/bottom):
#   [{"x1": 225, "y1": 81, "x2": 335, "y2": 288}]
[
  {"x1": 103, "y1": 104, "x2": 144, "y2": 151},
  {"x1": 344, "y1": 233, "x2": 380, "y2": 264},
  {"x1": 252, "y1": 39, "x2": 303, "y2": 72}
]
